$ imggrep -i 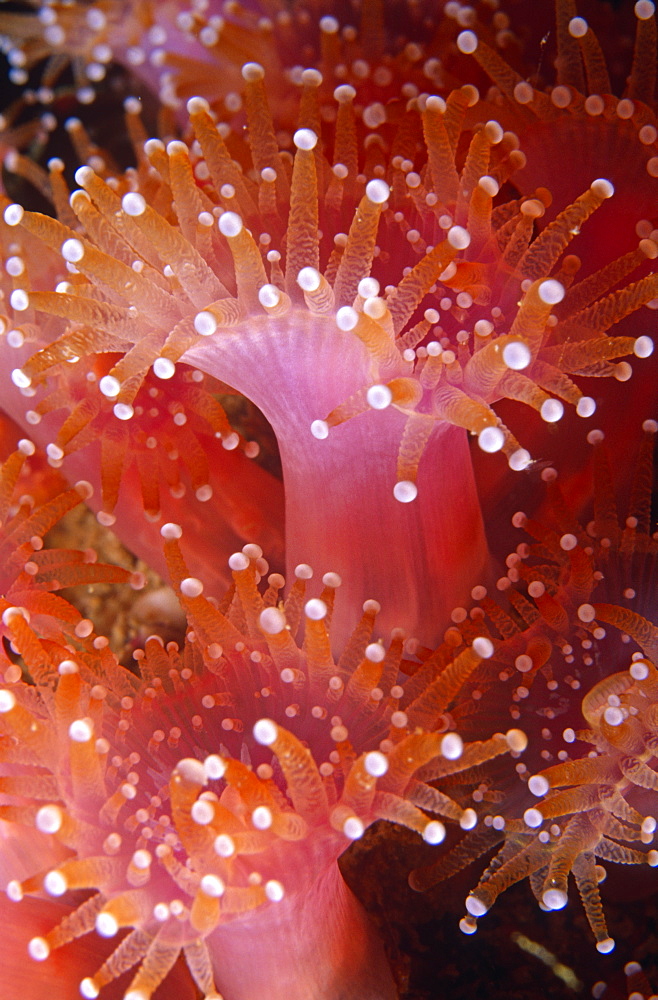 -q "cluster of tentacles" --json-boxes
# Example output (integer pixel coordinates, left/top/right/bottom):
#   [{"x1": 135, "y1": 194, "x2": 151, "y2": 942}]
[
  {"x1": 2, "y1": 68, "x2": 655, "y2": 508},
  {"x1": 409, "y1": 423, "x2": 658, "y2": 959}
]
